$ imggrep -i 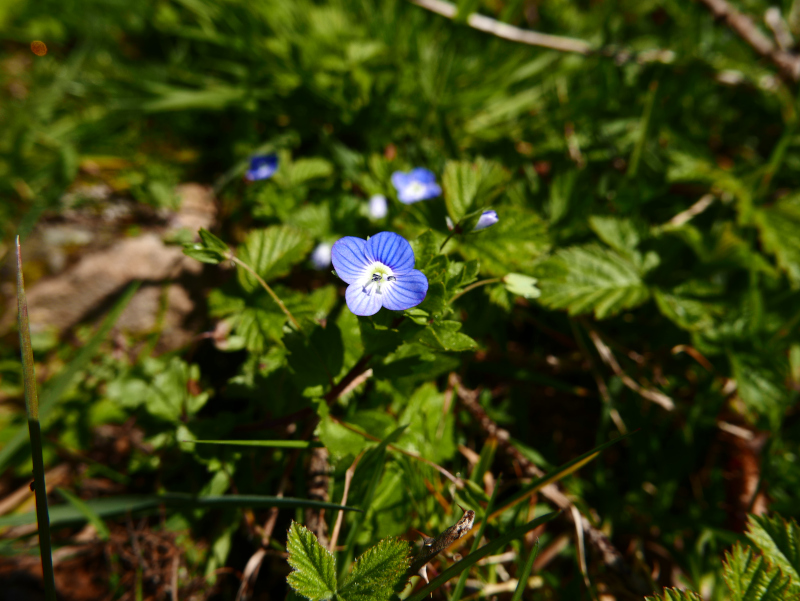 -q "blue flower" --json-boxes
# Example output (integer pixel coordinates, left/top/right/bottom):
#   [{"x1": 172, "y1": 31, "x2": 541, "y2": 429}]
[
  {"x1": 473, "y1": 210, "x2": 499, "y2": 231},
  {"x1": 245, "y1": 154, "x2": 278, "y2": 181},
  {"x1": 368, "y1": 194, "x2": 388, "y2": 219},
  {"x1": 331, "y1": 232, "x2": 428, "y2": 316},
  {"x1": 391, "y1": 168, "x2": 442, "y2": 204}
]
